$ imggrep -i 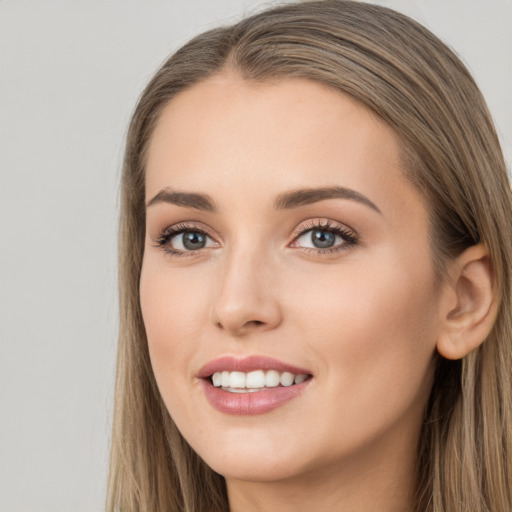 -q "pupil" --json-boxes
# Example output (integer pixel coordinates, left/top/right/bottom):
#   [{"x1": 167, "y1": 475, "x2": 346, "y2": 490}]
[
  {"x1": 311, "y1": 230, "x2": 335, "y2": 249},
  {"x1": 183, "y1": 232, "x2": 206, "y2": 250}
]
